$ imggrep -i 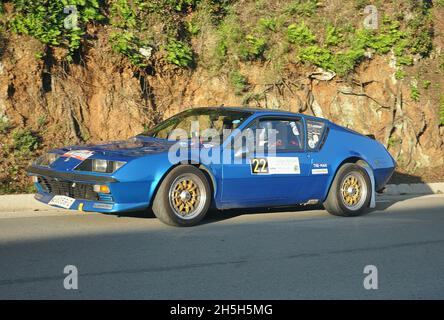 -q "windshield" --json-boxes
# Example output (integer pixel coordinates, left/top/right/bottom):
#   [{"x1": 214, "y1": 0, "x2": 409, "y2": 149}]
[{"x1": 141, "y1": 108, "x2": 253, "y2": 142}]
